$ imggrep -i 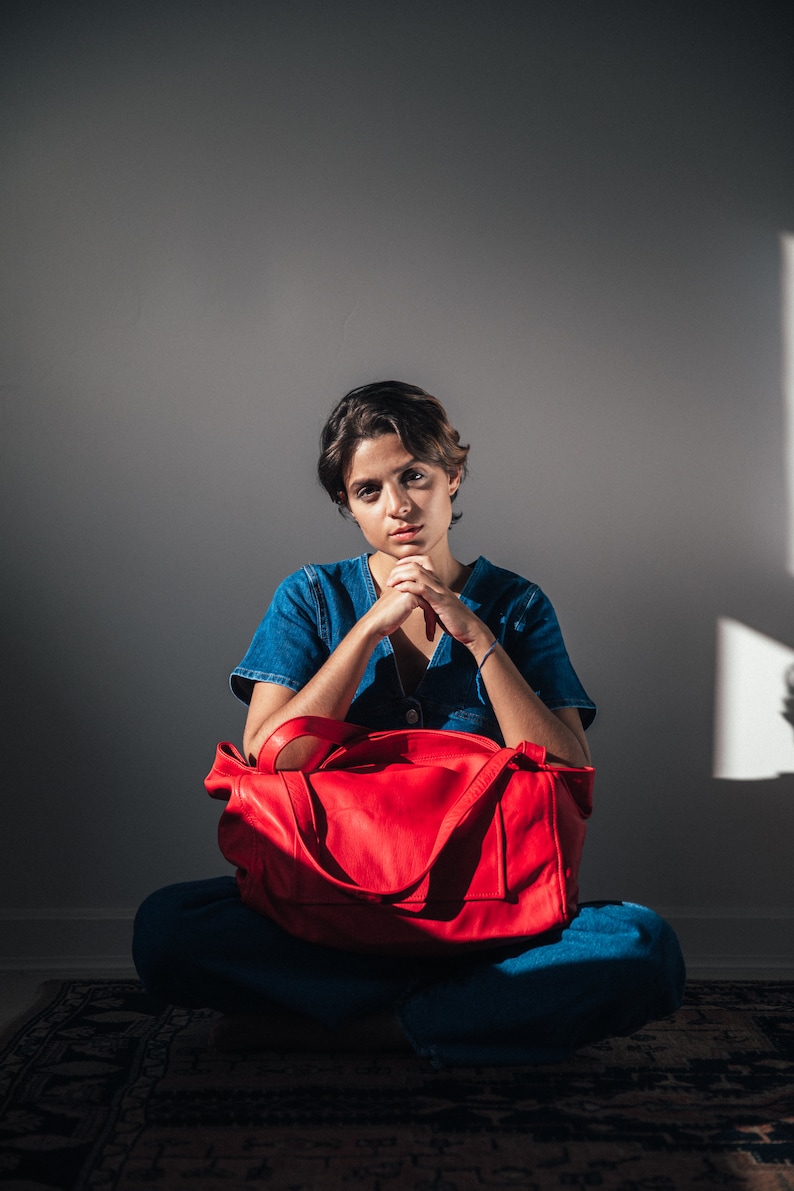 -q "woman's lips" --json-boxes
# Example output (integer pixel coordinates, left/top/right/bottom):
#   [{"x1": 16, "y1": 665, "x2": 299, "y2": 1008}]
[{"x1": 390, "y1": 525, "x2": 421, "y2": 540}]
